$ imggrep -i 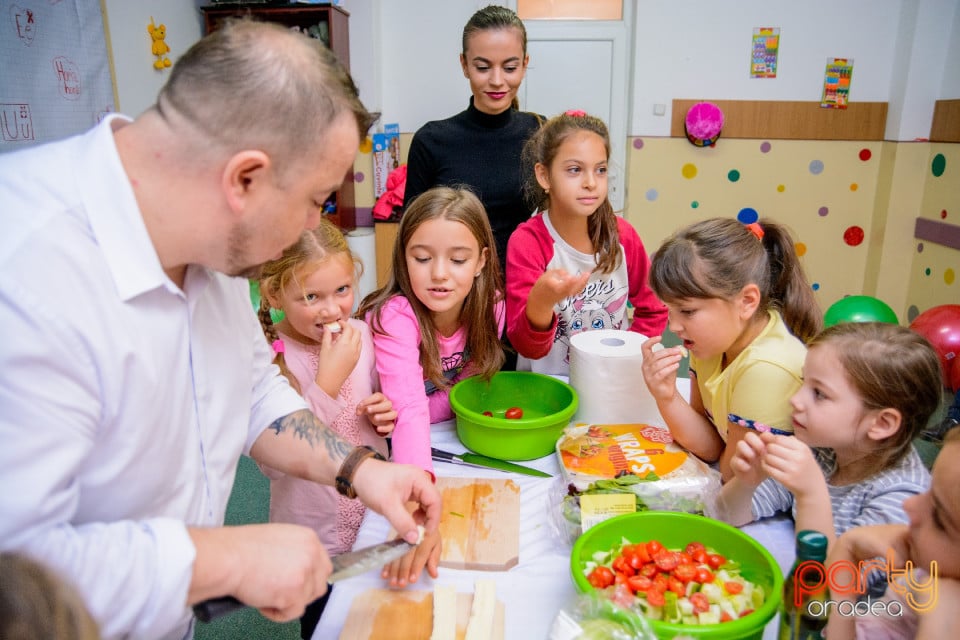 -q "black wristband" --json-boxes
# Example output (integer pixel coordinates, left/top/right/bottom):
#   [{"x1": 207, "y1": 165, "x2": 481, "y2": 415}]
[{"x1": 335, "y1": 445, "x2": 385, "y2": 499}]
